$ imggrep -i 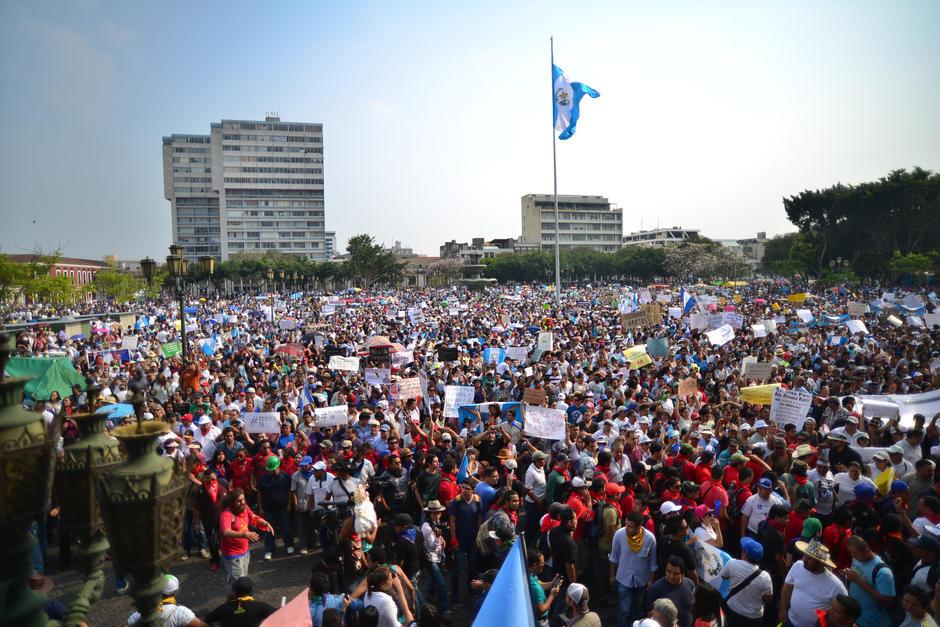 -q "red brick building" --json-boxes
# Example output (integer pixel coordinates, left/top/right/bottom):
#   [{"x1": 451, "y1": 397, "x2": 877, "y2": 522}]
[{"x1": 6, "y1": 254, "x2": 110, "y2": 302}]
